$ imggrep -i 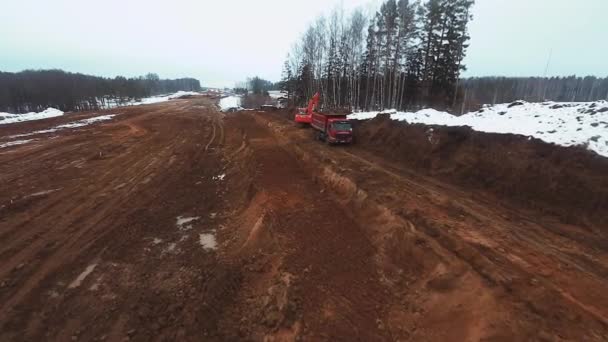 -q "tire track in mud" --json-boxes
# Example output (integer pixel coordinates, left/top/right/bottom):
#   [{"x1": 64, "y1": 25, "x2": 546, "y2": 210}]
[
  {"x1": 205, "y1": 119, "x2": 216, "y2": 151},
  {"x1": 219, "y1": 113, "x2": 391, "y2": 341},
  {"x1": 0, "y1": 98, "x2": 239, "y2": 341},
  {"x1": 204, "y1": 110, "x2": 225, "y2": 152},
  {"x1": 252, "y1": 110, "x2": 608, "y2": 341},
  {"x1": 334, "y1": 144, "x2": 608, "y2": 329},
  {"x1": 3, "y1": 101, "x2": 608, "y2": 341}
]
